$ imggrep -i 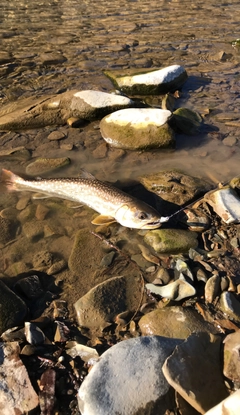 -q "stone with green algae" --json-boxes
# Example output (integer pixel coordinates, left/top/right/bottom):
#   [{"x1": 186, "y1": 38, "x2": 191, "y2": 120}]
[{"x1": 144, "y1": 228, "x2": 198, "y2": 254}]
